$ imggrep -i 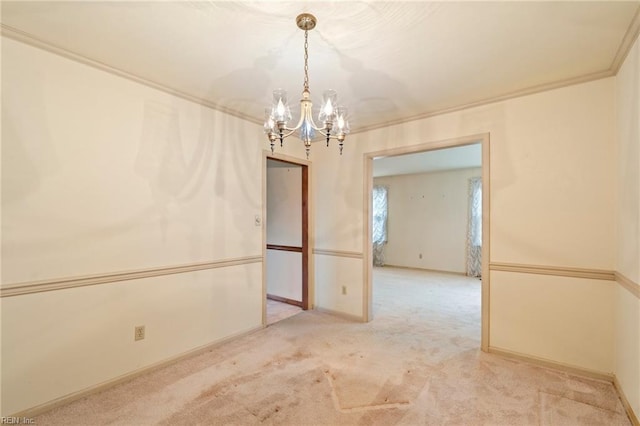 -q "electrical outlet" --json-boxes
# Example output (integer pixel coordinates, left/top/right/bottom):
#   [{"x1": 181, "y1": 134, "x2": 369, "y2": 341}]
[
  {"x1": 341, "y1": 285, "x2": 347, "y2": 295},
  {"x1": 134, "y1": 325, "x2": 145, "y2": 341}
]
